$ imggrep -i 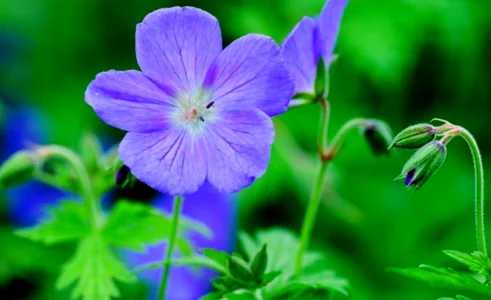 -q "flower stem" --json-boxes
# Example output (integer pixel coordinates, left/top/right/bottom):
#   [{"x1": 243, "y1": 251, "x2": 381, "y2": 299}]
[
  {"x1": 294, "y1": 161, "x2": 329, "y2": 276},
  {"x1": 39, "y1": 145, "x2": 99, "y2": 231},
  {"x1": 158, "y1": 195, "x2": 184, "y2": 300},
  {"x1": 328, "y1": 118, "x2": 367, "y2": 157},
  {"x1": 458, "y1": 128, "x2": 487, "y2": 255}
]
